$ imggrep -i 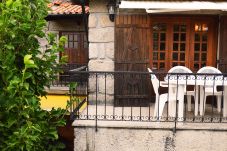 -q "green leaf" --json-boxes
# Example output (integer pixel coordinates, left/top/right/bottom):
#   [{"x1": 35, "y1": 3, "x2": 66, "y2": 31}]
[
  {"x1": 24, "y1": 72, "x2": 33, "y2": 80},
  {"x1": 24, "y1": 82, "x2": 29, "y2": 90},
  {"x1": 24, "y1": 54, "x2": 37, "y2": 68}
]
